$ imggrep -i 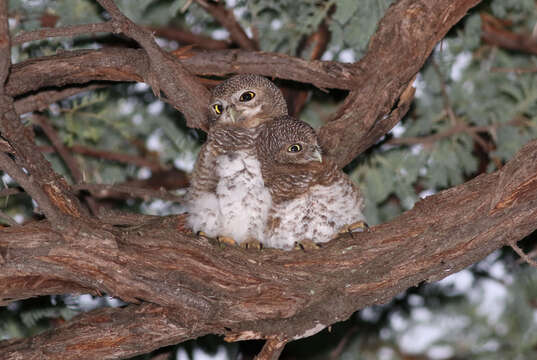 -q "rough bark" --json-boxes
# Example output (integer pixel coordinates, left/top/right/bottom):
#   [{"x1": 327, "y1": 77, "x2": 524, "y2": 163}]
[
  {"x1": 319, "y1": 0, "x2": 482, "y2": 166},
  {"x1": 3, "y1": 137, "x2": 537, "y2": 359}
]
